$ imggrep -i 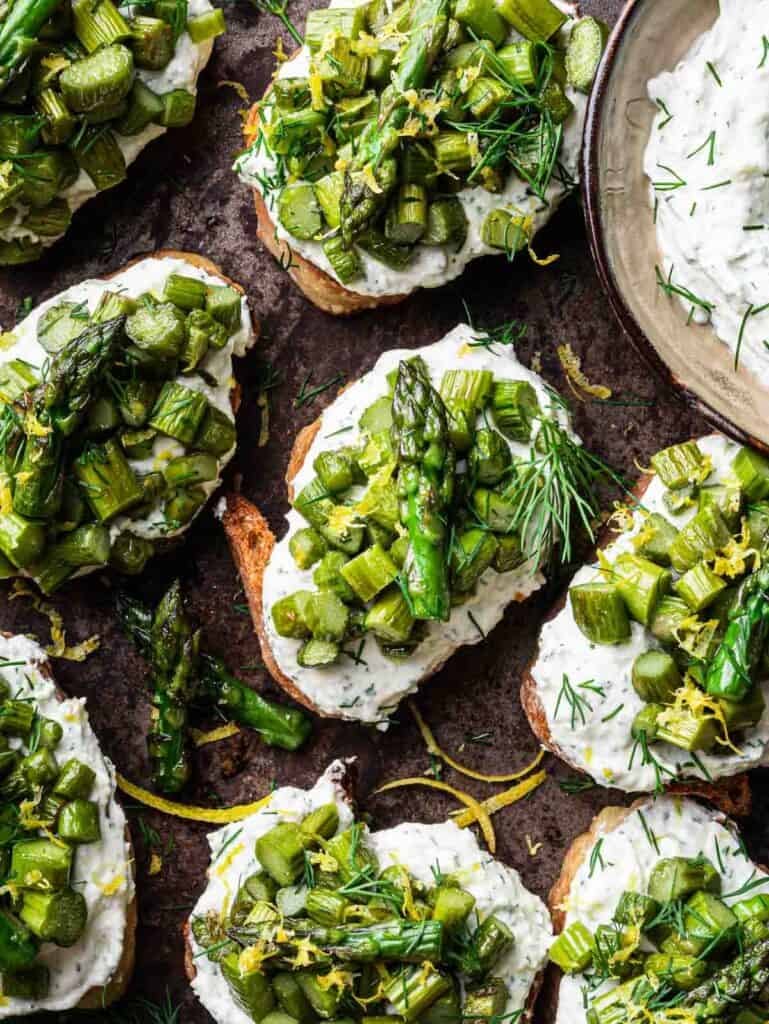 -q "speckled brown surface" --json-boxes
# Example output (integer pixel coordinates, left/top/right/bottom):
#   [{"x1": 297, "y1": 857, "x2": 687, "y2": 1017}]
[{"x1": 1, "y1": 0, "x2": 768, "y2": 1020}]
